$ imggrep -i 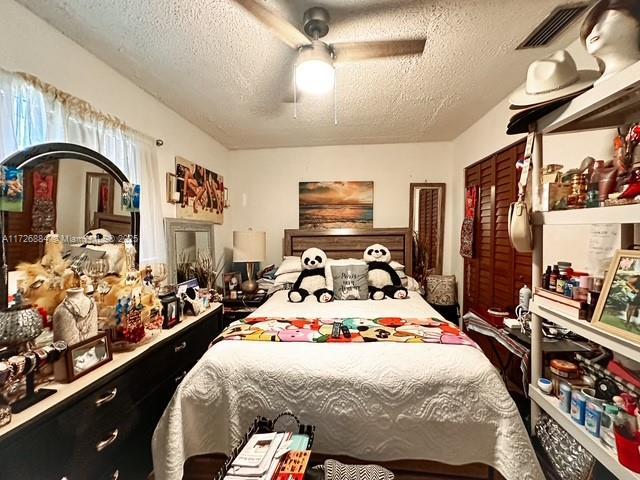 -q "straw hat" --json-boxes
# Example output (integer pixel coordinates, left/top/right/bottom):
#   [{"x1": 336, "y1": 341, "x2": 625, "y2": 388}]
[{"x1": 509, "y1": 50, "x2": 600, "y2": 108}]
